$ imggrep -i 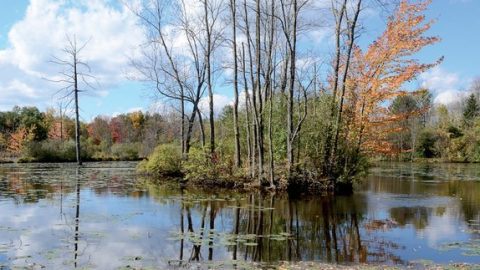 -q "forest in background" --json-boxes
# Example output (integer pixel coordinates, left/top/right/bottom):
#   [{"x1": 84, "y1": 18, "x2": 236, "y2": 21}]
[
  {"x1": 2, "y1": 0, "x2": 475, "y2": 192},
  {"x1": 0, "y1": 107, "x2": 167, "y2": 162},
  {"x1": 385, "y1": 80, "x2": 480, "y2": 163},
  {"x1": 1, "y1": 81, "x2": 479, "y2": 164}
]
